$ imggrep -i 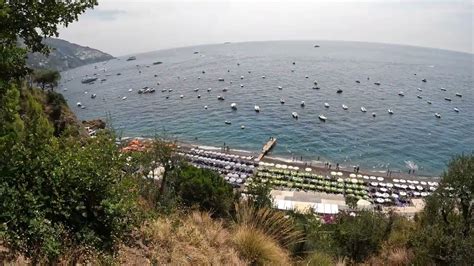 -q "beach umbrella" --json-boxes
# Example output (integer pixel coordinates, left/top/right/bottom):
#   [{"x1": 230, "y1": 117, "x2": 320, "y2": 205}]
[
  {"x1": 351, "y1": 178, "x2": 358, "y2": 184},
  {"x1": 382, "y1": 193, "x2": 390, "y2": 198},
  {"x1": 275, "y1": 164, "x2": 281, "y2": 168},
  {"x1": 337, "y1": 178, "x2": 344, "y2": 182},
  {"x1": 413, "y1": 180, "x2": 419, "y2": 184},
  {"x1": 268, "y1": 163, "x2": 275, "y2": 167},
  {"x1": 429, "y1": 186, "x2": 436, "y2": 191},
  {"x1": 399, "y1": 179, "x2": 406, "y2": 183},
  {"x1": 416, "y1": 186, "x2": 423, "y2": 191},
  {"x1": 229, "y1": 177, "x2": 236, "y2": 183},
  {"x1": 413, "y1": 192, "x2": 420, "y2": 197},
  {"x1": 386, "y1": 183, "x2": 393, "y2": 188},
  {"x1": 370, "y1": 182, "x2": 379, "y2": 187},
  {"x1": 363, "y1": 175, "x2": 370, "y2": 180},
  {"x1": 225, "y1": 165, "x2": 231, "y2": 170},
  {"x1": 376, "y1": 198, "x2": 384, "y2": 203},
  {"x1": 393, "y1": 179, "x2": 399, "y2": 183},
  {"x1": 370, "y1": 176, "x2": 376, "y2": 180},
  {"x1": 379, "y1": 183, "x2": 386, "y2": 187},
  {"x1": 421, "y1": 192, "x2": 428, "y2": 197},
  {"x1": 357, "y1": 199, "x2": 372, "y2": 207},
  {"x1": 282, "y1": 165, "x2": 288, "y2": 169},
  {"x1": 377, "y1": 177, "x2": 384, "y2": 181},
  {"x1": 305, "y1": 168, "x2": 312, "y2": 172},
  {"x1": 380, "y1": 188, "x2": 388, "y2": 192},
  {"x1": 350, "y1": 173, "x2": 357, "y2": 178},
  {"x1": 330, "y1": 171, "x2": 337, "y2": 176},
  {"x1": 357, "y1": 174, "x2": 363, "y2": 178},
  {"x1": 224, "y1": 176, "x2": 230, "y2": 181},
  {"x1": 399, "y1": 191, "x2": 407, "y2": 196},
  {"x1": 237, "y1": 178, "x2": 243, "y2": 184},
  {"x1": 391, "y1": 194, "x2": 399, "y2": 198},
  {"x1": 409, "y1": 185, "x2": 416, "y2": 190},
  {"x1": 401, "y1": 184, "x2": 408, "y2": 189},
  {"x1": 337, "y1": 172, "x2": 343, "y2": 176}
]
